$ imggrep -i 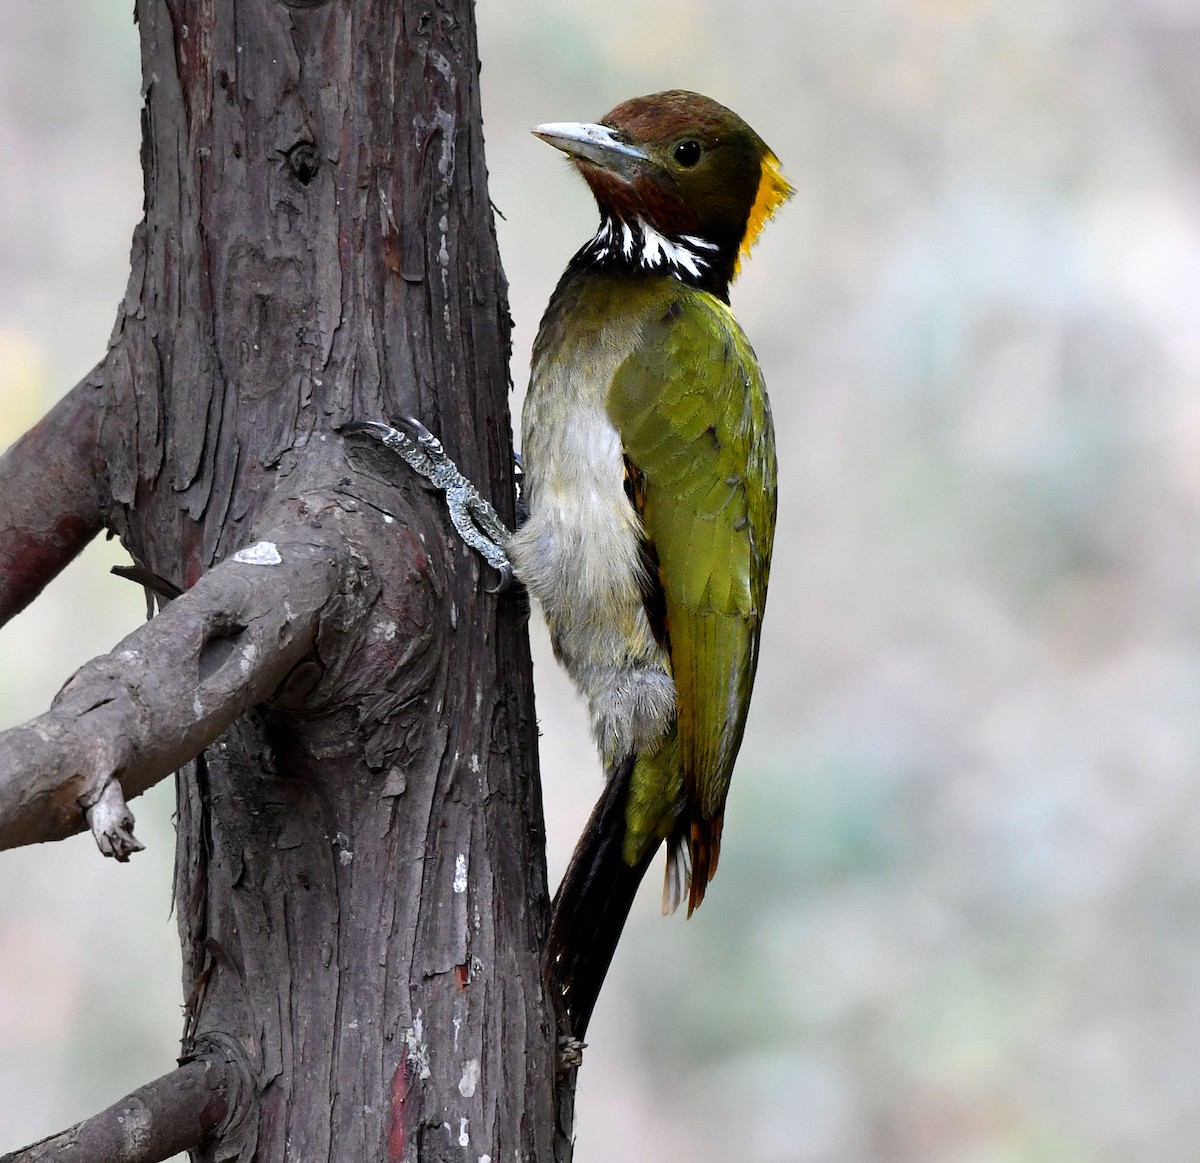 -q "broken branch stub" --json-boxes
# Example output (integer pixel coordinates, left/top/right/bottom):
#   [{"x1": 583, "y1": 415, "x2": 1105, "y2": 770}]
[
  {"x1": 0, "y1": 530, "x2": 360, "y2": 855},
  {"x1": 0, "y1": 1052, "x2": 242, "y2": 1163}
]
